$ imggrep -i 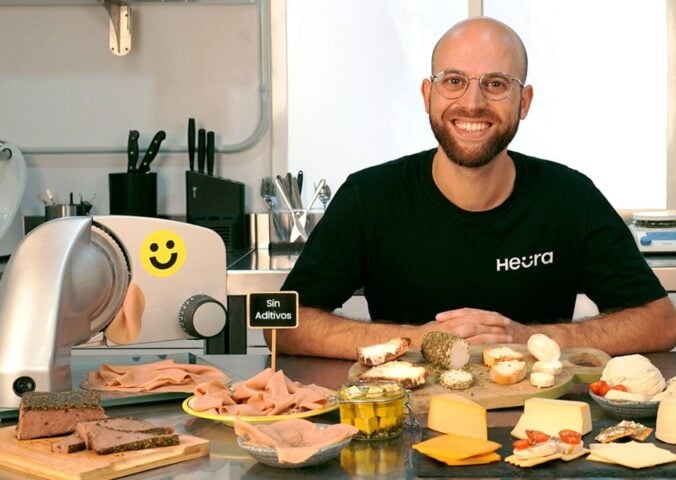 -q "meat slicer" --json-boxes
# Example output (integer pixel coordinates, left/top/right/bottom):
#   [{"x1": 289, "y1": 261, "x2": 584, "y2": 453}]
[{"x1": 0, "y1": 216, "x2": 228, "y2": 408}]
